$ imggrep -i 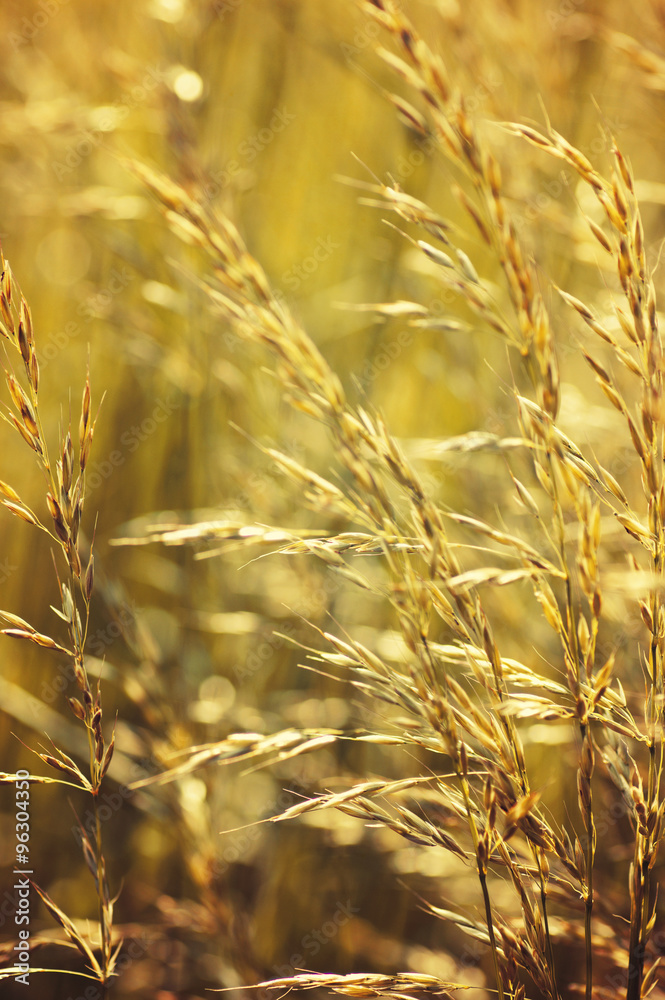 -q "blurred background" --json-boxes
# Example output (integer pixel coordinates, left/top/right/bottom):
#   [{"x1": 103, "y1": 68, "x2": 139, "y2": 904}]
[{"x1": 0, "y1": 0, "x2": 665, "y2": 997}]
